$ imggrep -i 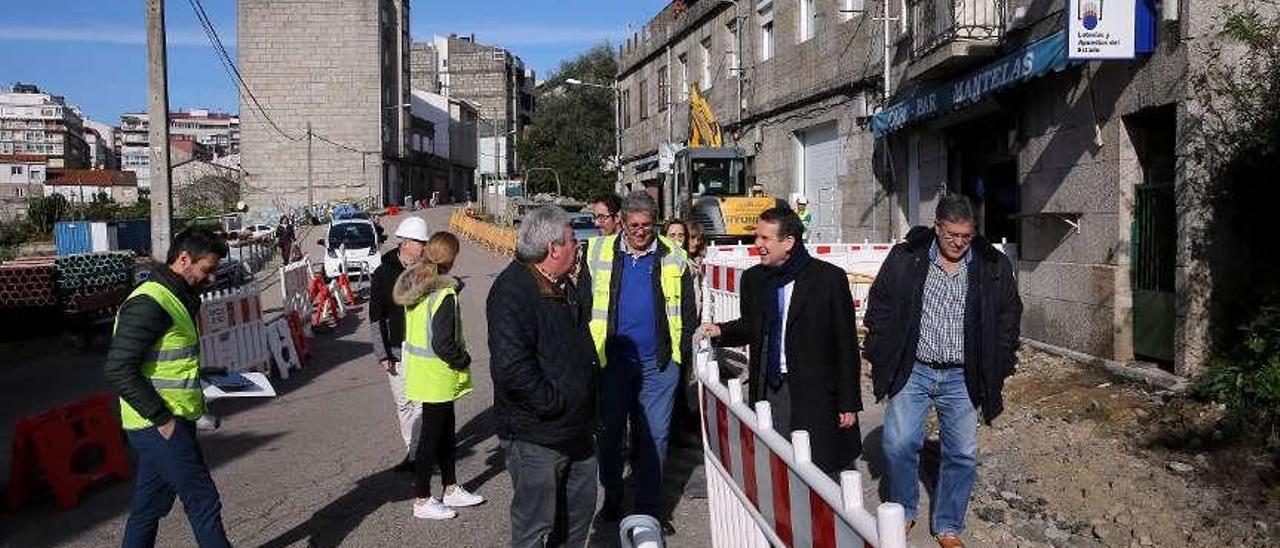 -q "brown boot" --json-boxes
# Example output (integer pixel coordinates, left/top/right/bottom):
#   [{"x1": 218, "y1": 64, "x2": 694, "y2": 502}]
[{"x1": 936, "y1": 533, "x2": 966, "y2": 547}]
